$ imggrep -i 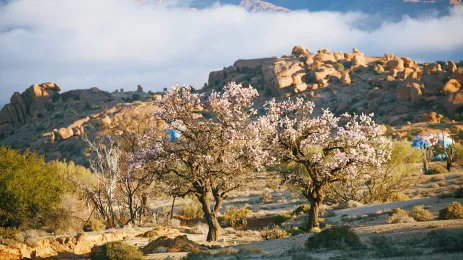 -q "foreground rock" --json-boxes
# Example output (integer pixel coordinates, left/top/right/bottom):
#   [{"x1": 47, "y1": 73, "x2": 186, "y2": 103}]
[{"x1": 0, "y1": 232, "x2": 125, "y2": 259}]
